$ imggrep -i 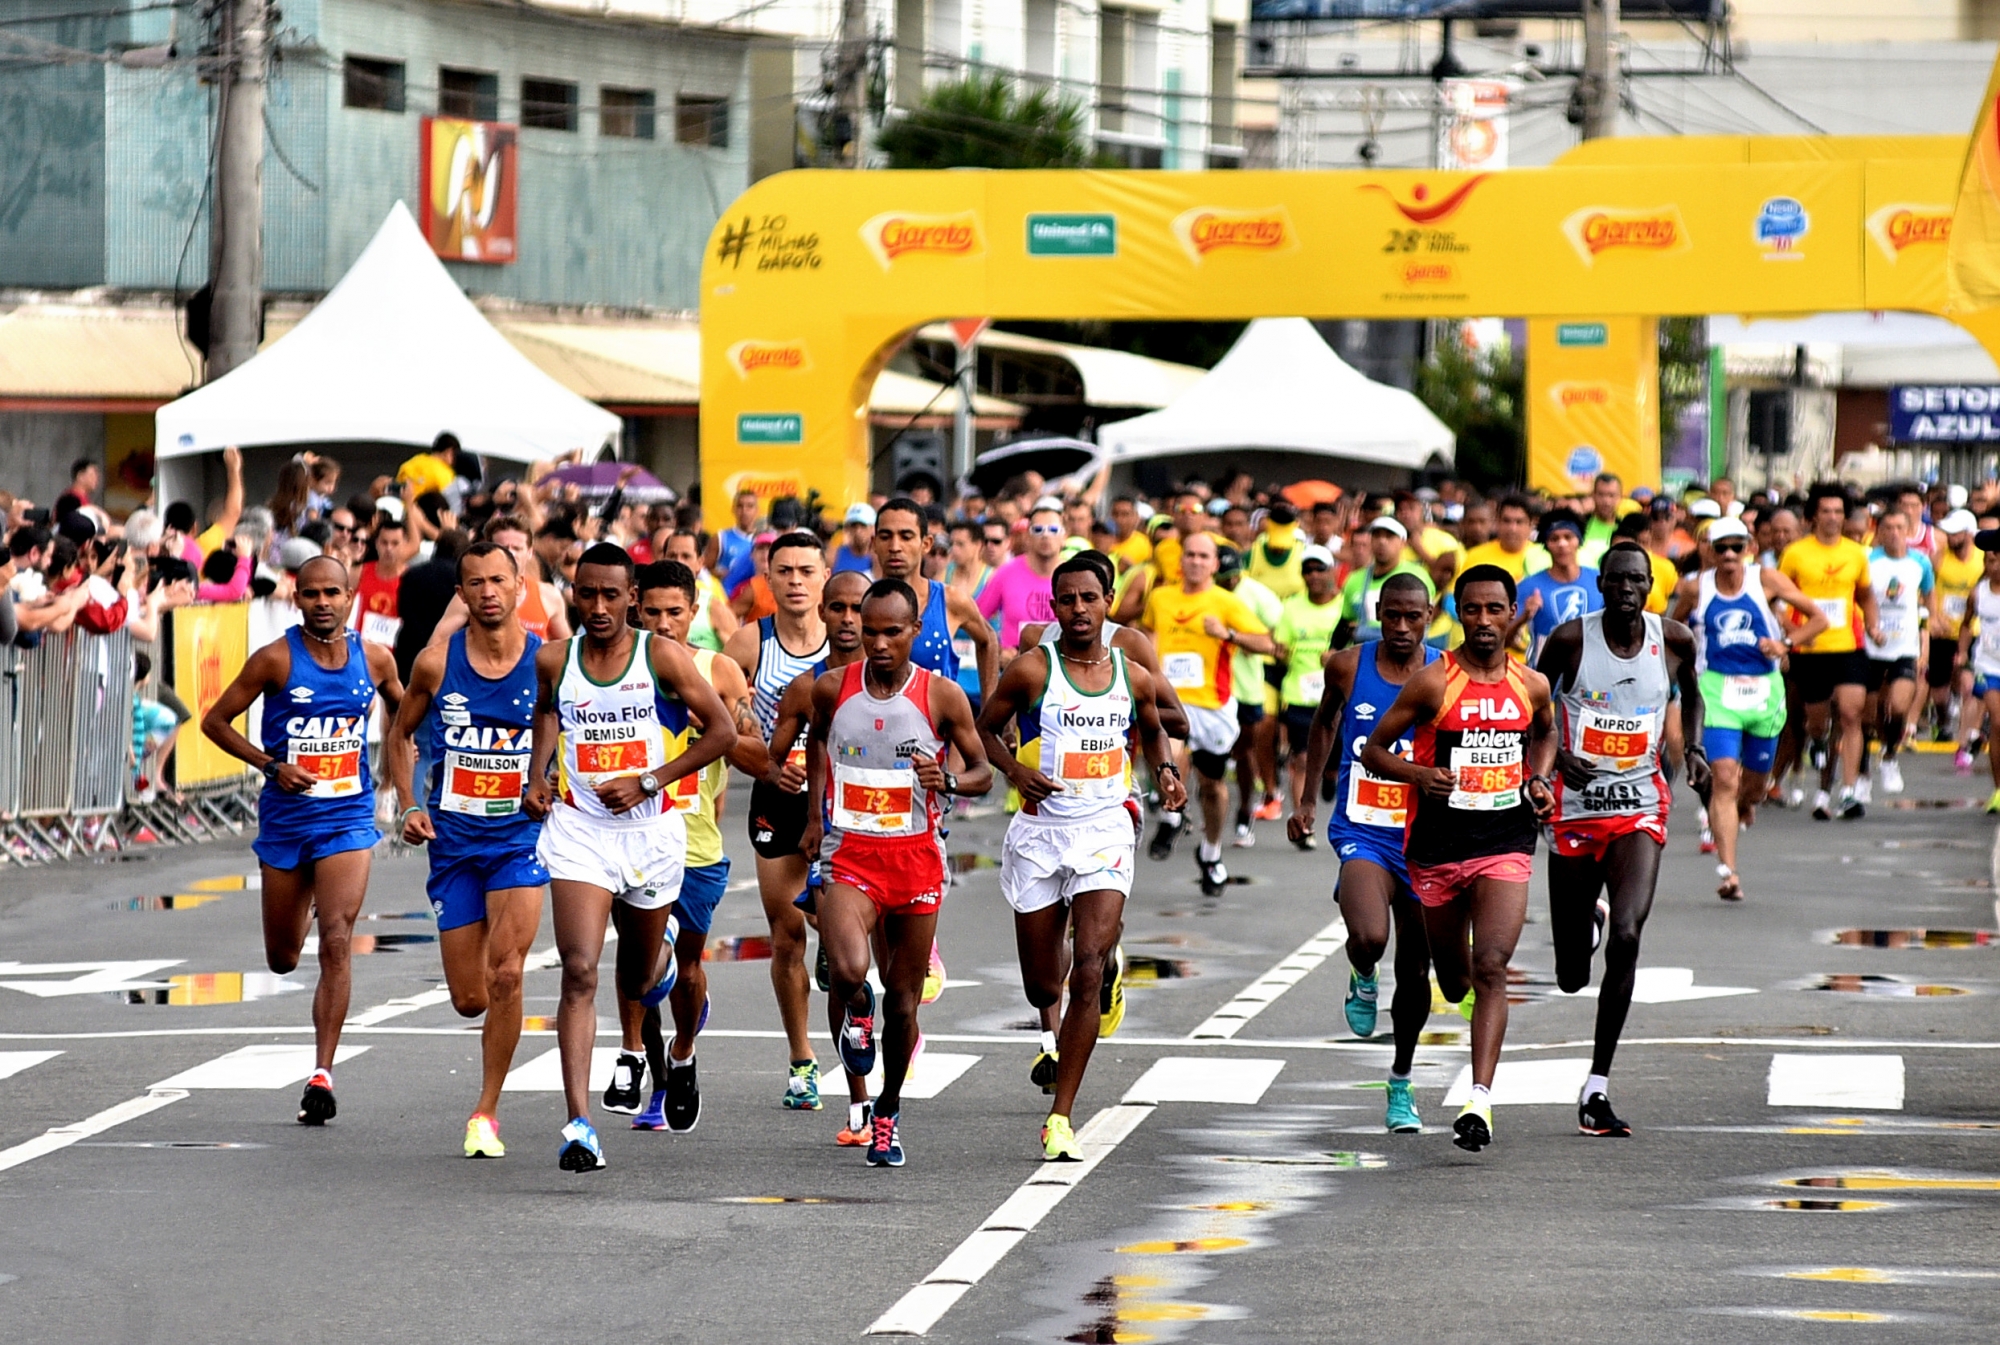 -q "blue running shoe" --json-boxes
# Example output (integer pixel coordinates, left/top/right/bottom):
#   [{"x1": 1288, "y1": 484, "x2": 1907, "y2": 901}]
[
  {"x1": 839, "y1": 983, "x2": 877, "y2": 1077},
  {"x1": 696, "y1": 993, "x2": 710, "y2": 1035},
  {"x1": 640, "y1": 916, "x2": 683, "y2": 1008},
  {"x1": 559, "y1": 1117, "x2": 606, "y2": 1171},
  {"x1": 1345, "y1": 968, "x2": 1379, "y2": 1038},
  {"x1": 866, "y1": 1109, "x2": 904, "y2": 1167},
  {"x1": 632, "y1": 1090, "x2": 667, "y2": 1131},
  {"x1": 1384, "y1": 1078, "x2": 1420, "y2": 1133},
  {"x1": 783, "y1": 1059, "x2": 822, "y2": 1110}
]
